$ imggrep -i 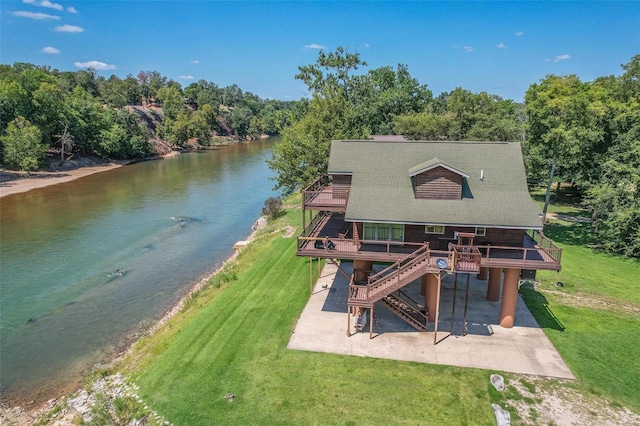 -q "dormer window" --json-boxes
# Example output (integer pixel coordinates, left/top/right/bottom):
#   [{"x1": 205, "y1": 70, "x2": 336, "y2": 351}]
[{"x1": 409, "y1": 158, "x2": 469, "y2": 200}]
